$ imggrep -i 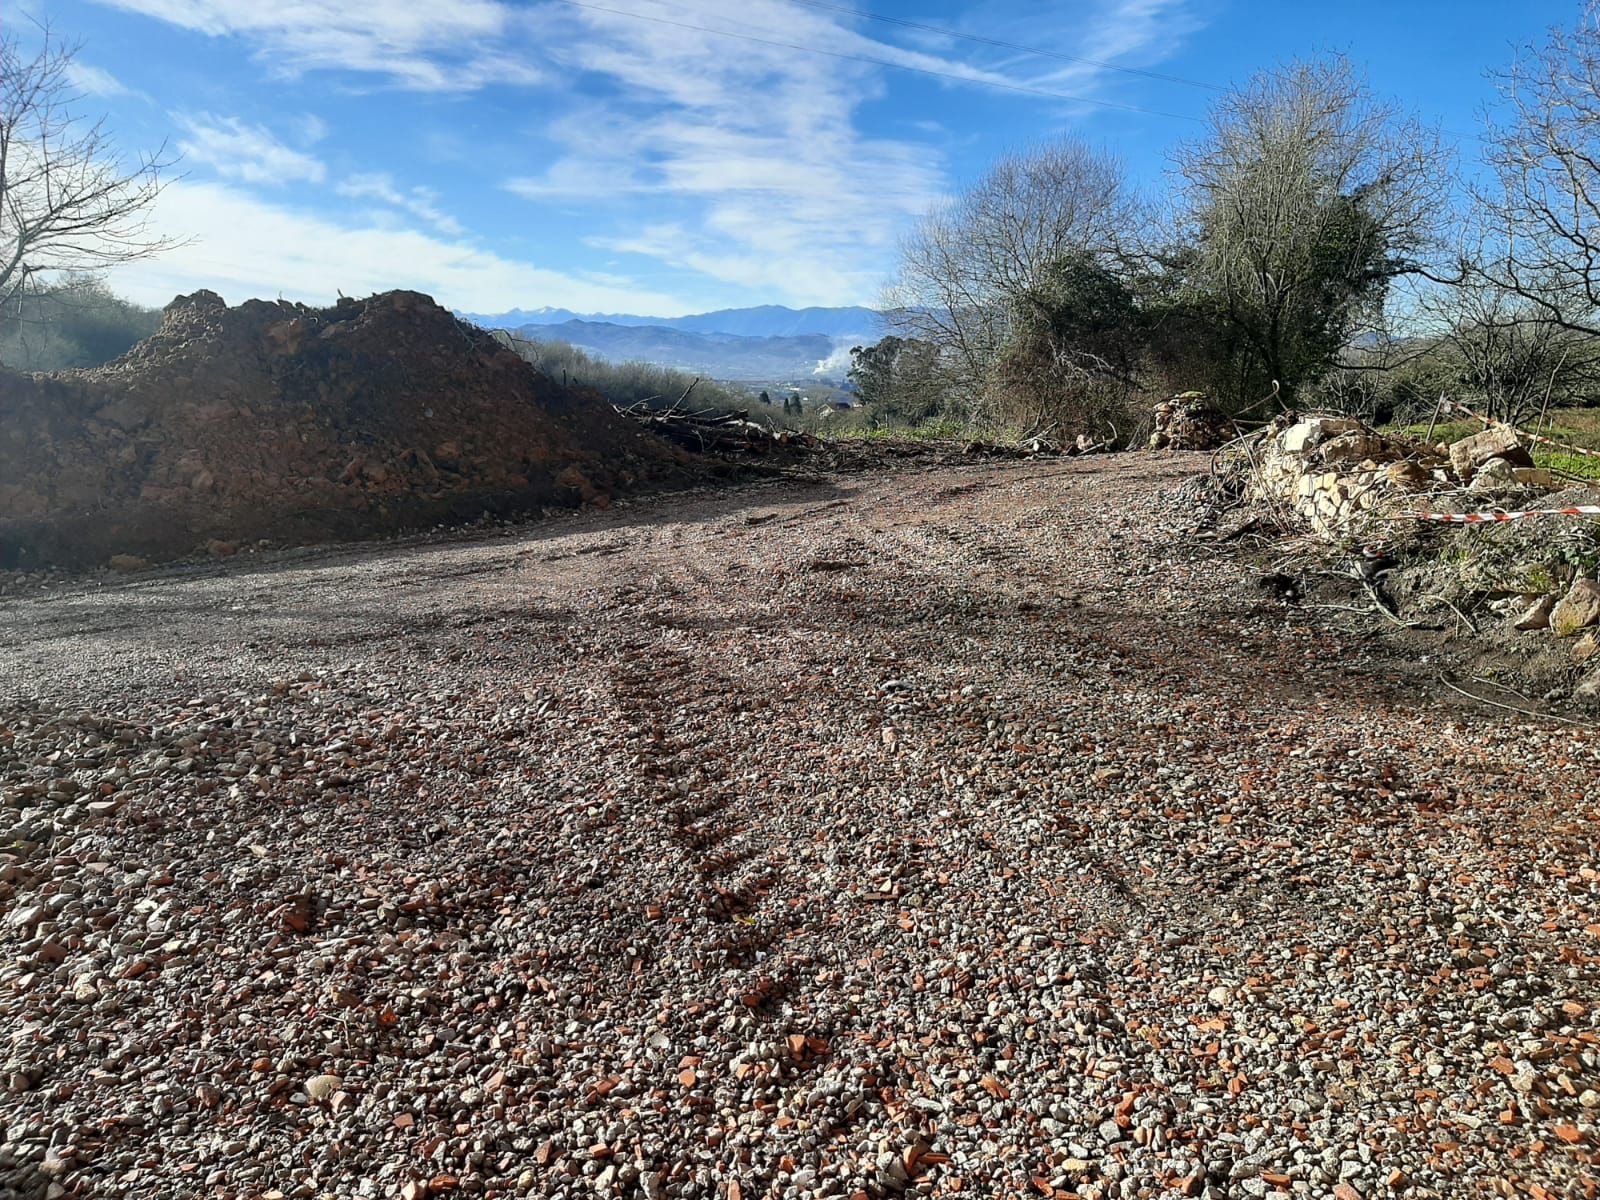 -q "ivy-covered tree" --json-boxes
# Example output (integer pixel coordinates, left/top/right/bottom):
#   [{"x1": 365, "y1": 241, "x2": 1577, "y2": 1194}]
[
  {"x1": 847, "y1": 336, "x2": 943, "y2": 423},
  {"x1": 1171, "y1": 56, "x2": 1447, "y2": 406},
  {"x1": 991, "y1": 252, "x2": 1145, "y2": 435}
]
